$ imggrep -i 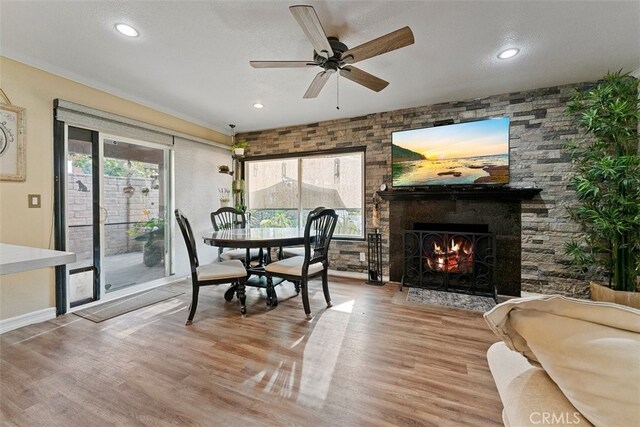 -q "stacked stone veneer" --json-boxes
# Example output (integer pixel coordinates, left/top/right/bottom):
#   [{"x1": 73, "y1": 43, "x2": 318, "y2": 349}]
[
  {"x1": 67, "y1": 174, "x2": 161, "y2": 261},
  {"x1": 239, "y1": 81, "x2": 593, "y2": 297}
]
